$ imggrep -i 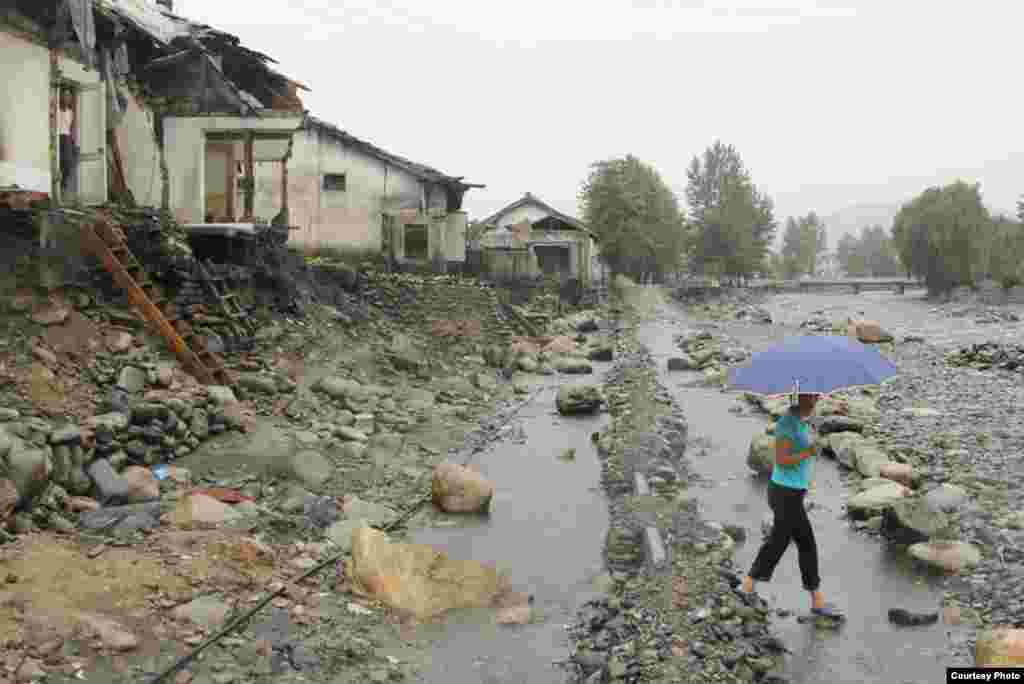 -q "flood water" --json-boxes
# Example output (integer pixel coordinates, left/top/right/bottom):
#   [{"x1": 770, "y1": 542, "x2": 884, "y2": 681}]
[
  {"x1": 638, "y1": 301, "x2": 970, "y2": 684},
  {"x1": 409, "y1": 366, "x2": 612, "y2": 683}
]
